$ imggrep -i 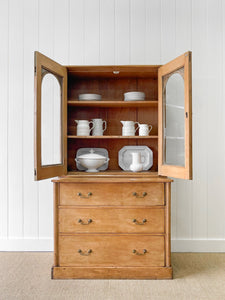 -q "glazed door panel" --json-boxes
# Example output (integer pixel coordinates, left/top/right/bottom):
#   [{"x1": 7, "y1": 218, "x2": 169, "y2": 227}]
[
  {"x1": 34, "y1": 51, "x2": 67, "y2": 180},
  {"x1": 158, "y1": 52, "x2": 192, "y2": 179}
]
